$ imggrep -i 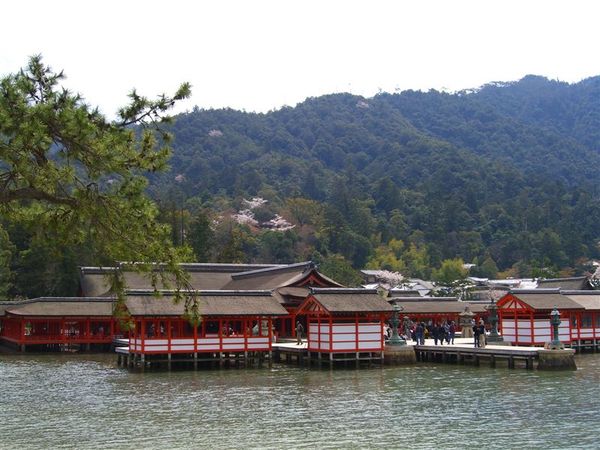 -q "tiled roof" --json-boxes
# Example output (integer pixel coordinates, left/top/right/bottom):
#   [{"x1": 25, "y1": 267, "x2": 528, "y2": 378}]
[
  {"x1": 125, "y1": 291, "x2": 288, "y2": 316},
  {"x1": 4, "y1": 297, "x2": 115, "y2": 316},
  {"x1": 308, "y1": 288, "x2": 393, "y2": 313}
]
